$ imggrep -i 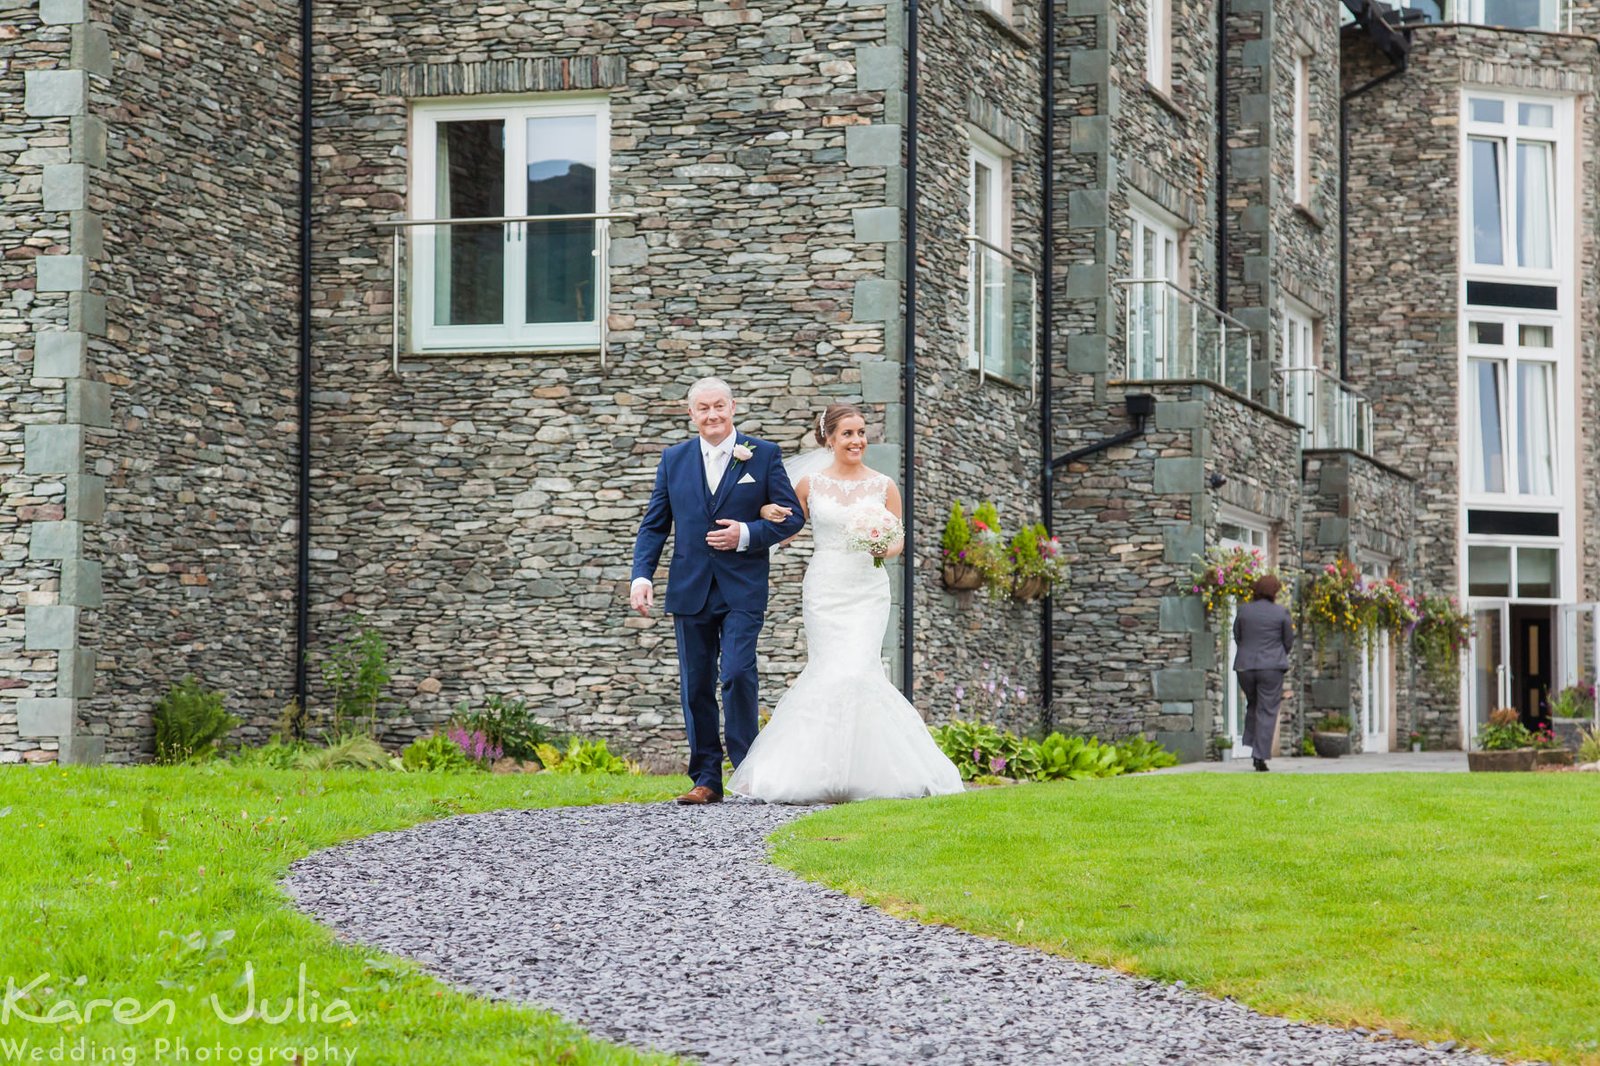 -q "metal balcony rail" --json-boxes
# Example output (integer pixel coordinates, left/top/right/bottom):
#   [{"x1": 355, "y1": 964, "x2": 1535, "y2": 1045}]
[
  {"x1": 377, "y1": 212, "x2": 637, "y2": 375},
  {"x1": 1115, "y1": 277, "x2": 1254, "y2": 397},
  {"x1": 1277, "y1": 366, "x2": 1375, "y2": 454},
  {"x1": 965, "y1": 235, "x2": 1038, "y2": 399}
]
